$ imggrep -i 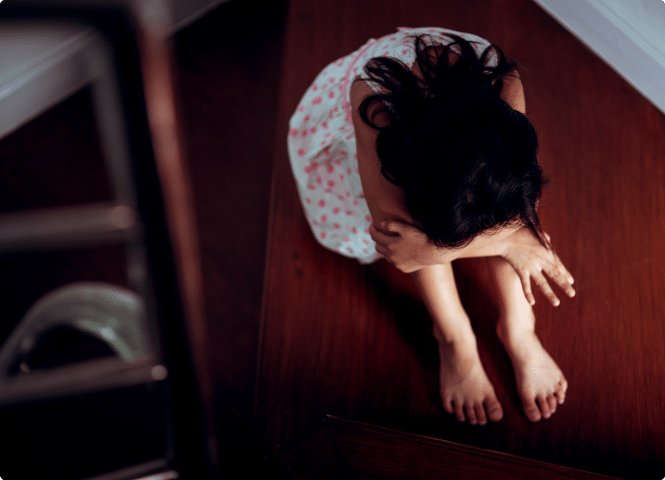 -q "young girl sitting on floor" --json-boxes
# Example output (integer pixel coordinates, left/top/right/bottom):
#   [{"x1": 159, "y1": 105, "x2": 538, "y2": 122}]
[{"x1": 287, "y1": 27, "x2": 575, "y2": 425}]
